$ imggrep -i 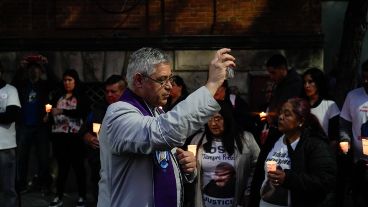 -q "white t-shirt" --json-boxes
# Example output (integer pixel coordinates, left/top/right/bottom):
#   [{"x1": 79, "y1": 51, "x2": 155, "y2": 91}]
[
  {"x1": 260, "y1": 135, "x2": 299, "y2": 207},
  {"x1": 201, "y1": 140, "x2": 235, "y2": 207},
  {"x1": 340, "y1": 87, "x2": 368, "y2": 162},
  {"x1": 311, "y1": 99, "x2": 340, "y2": 137},
  {"x1": 0, "y1": 84, "x2": 21, "y2": 150}
]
